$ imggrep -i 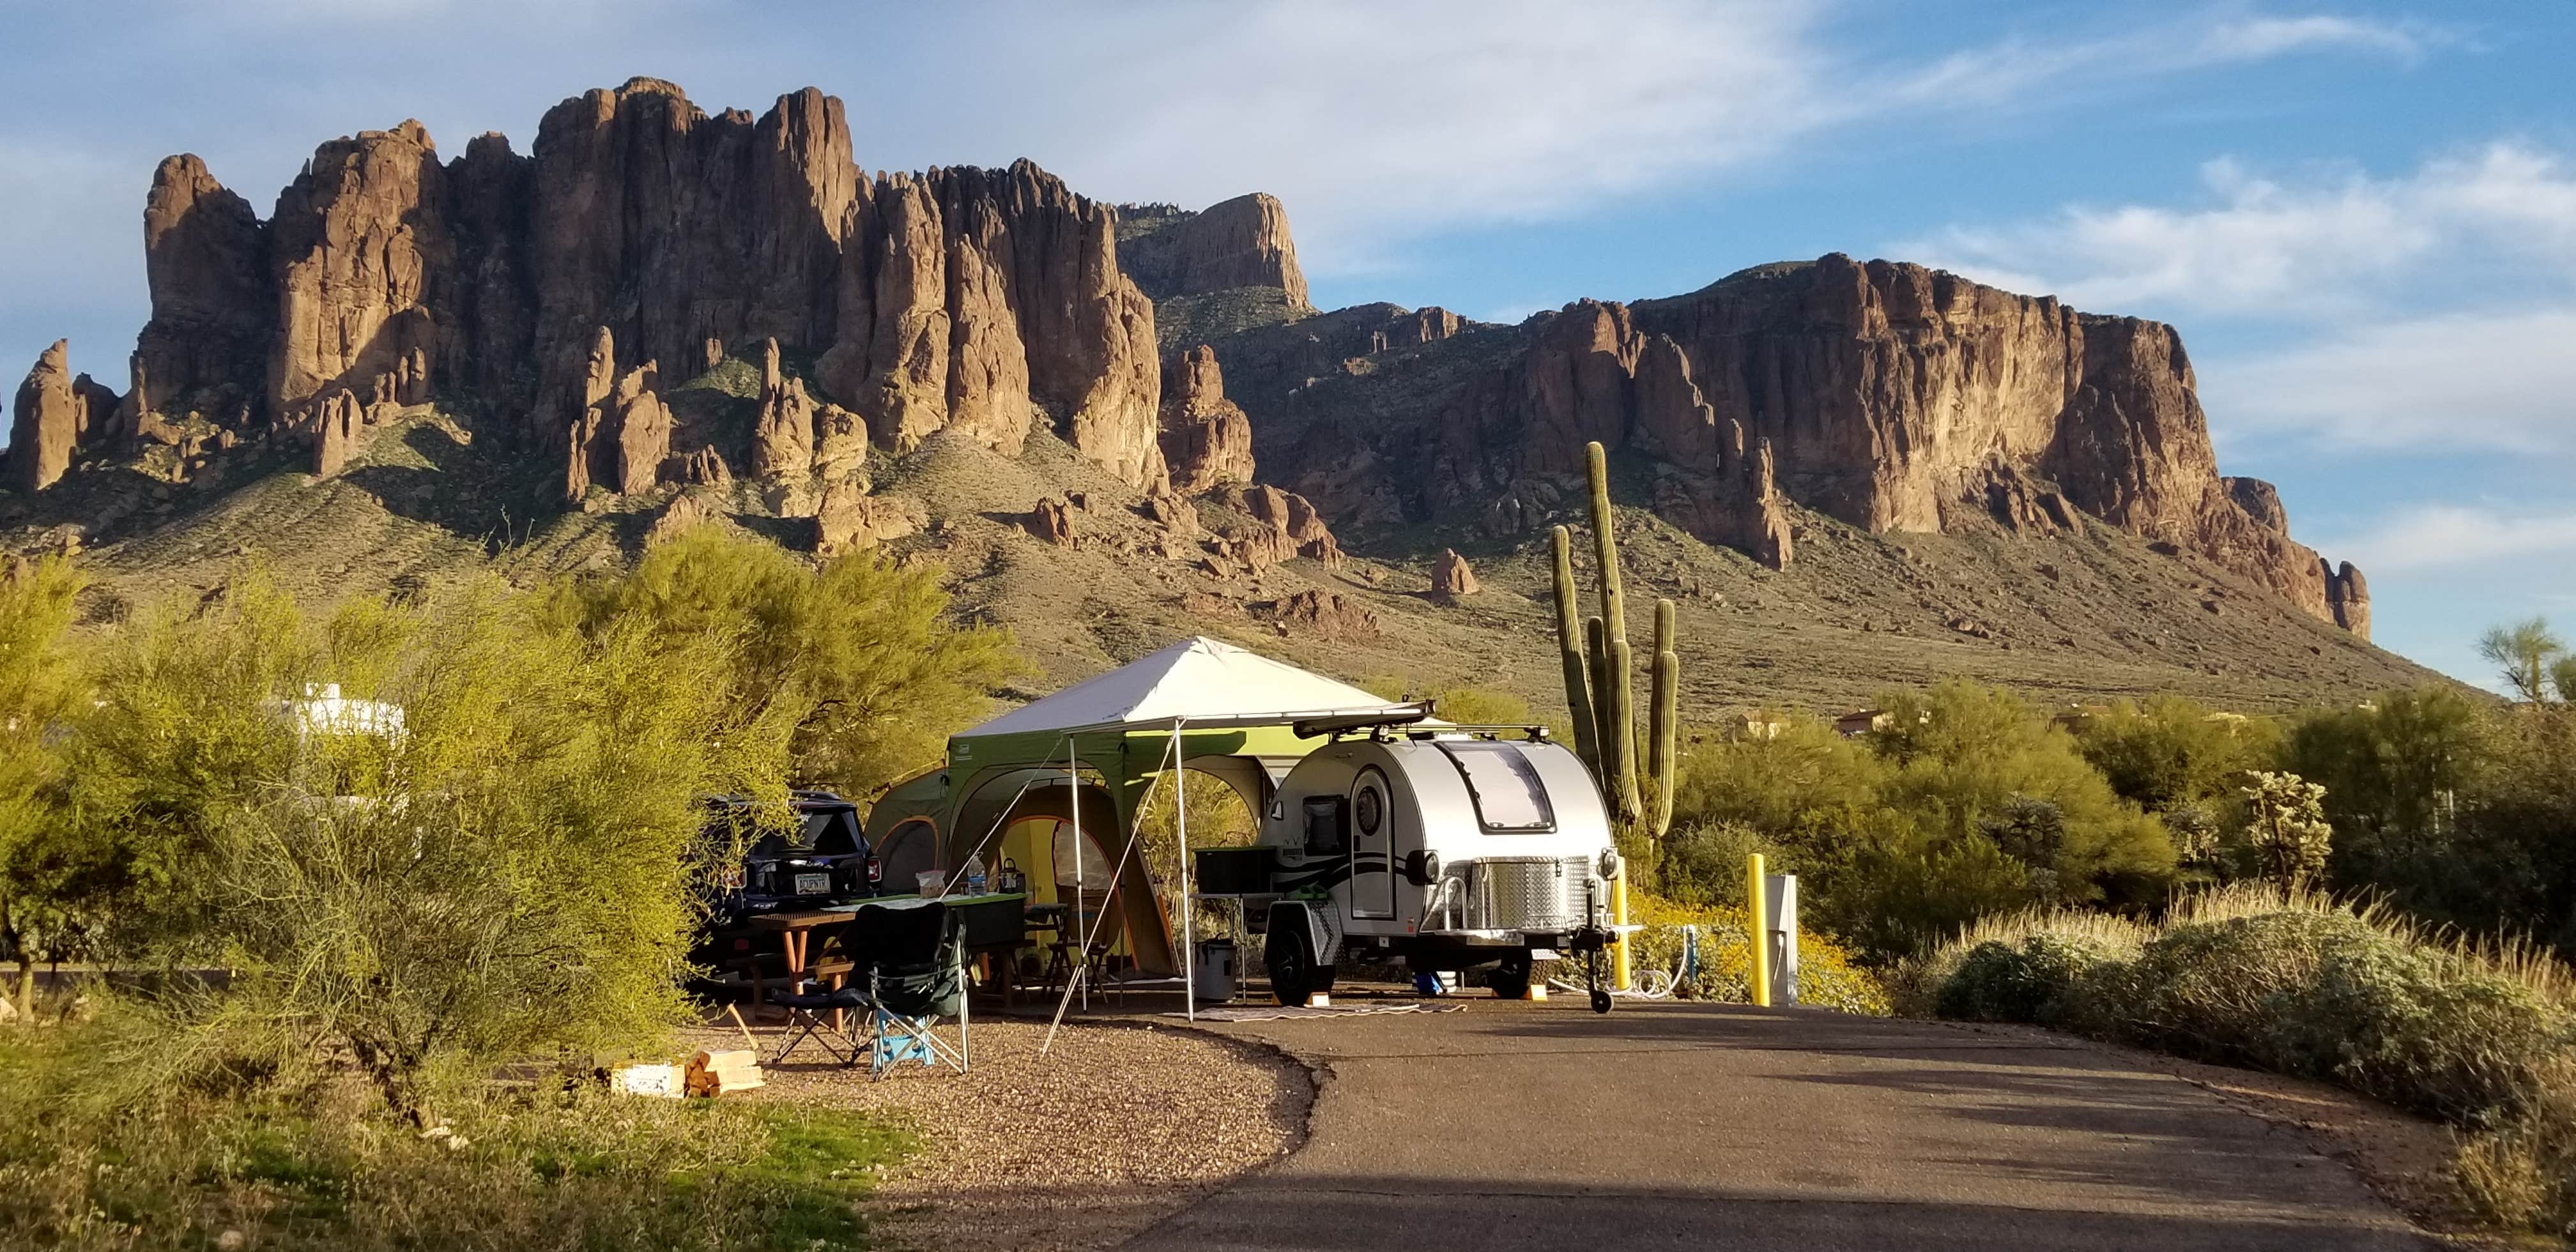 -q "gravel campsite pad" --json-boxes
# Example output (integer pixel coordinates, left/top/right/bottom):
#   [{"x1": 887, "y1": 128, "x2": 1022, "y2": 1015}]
[{"x1": 680, "y1": 1017, "x2": 1310, "y2": 1251}]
